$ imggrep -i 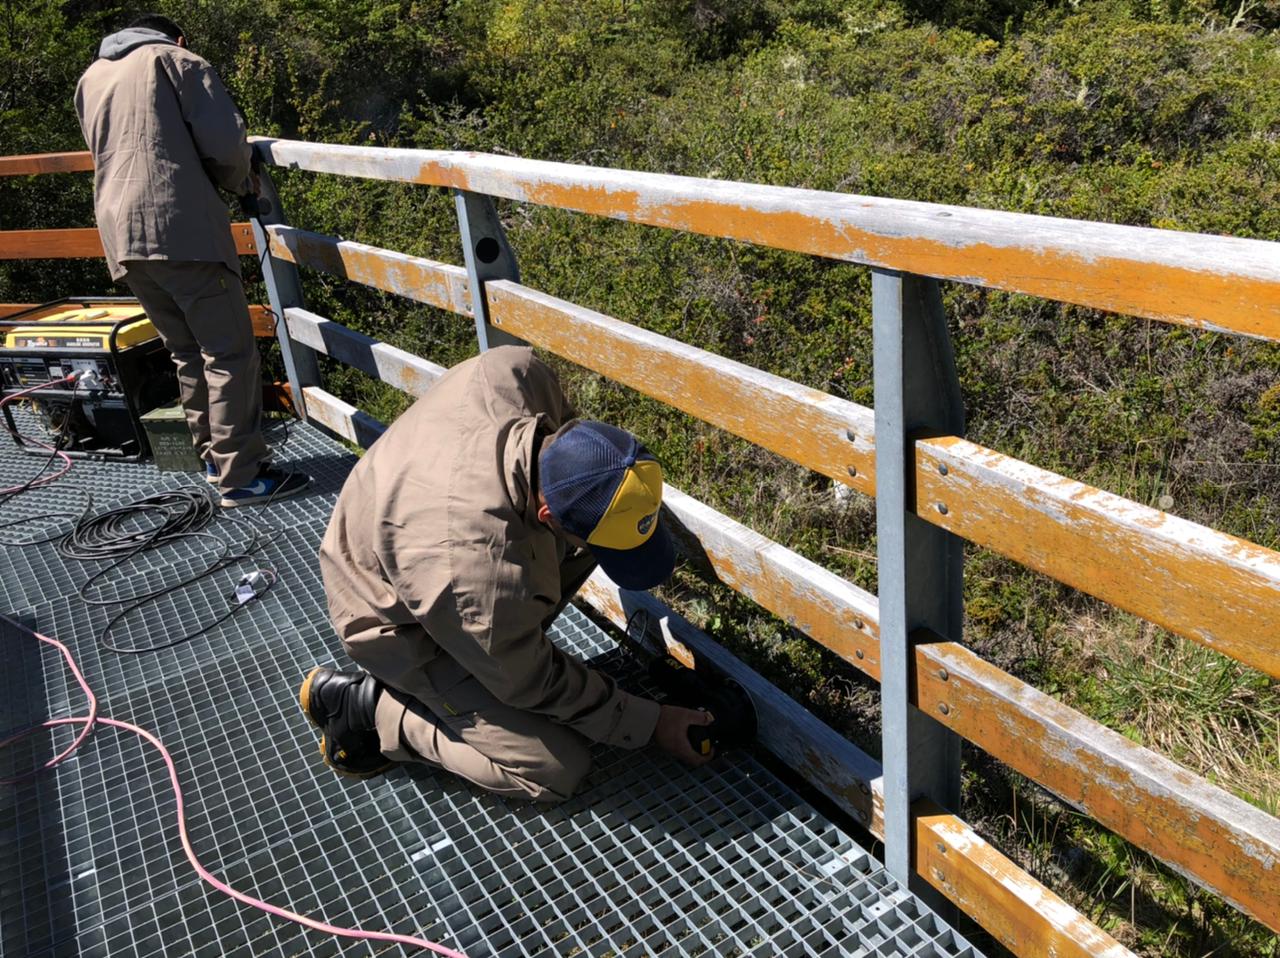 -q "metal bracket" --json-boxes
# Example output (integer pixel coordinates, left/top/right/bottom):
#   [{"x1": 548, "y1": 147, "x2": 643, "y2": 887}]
[
  {"x1": 453, "y1": 189, "x2": 524, "y2": 351},
  {"x1": 872, "y1": 268, "x2": 964, "y2": 906},
  {"x1": 246, "y1": 155, "x2": 321, "y2": 419}
]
